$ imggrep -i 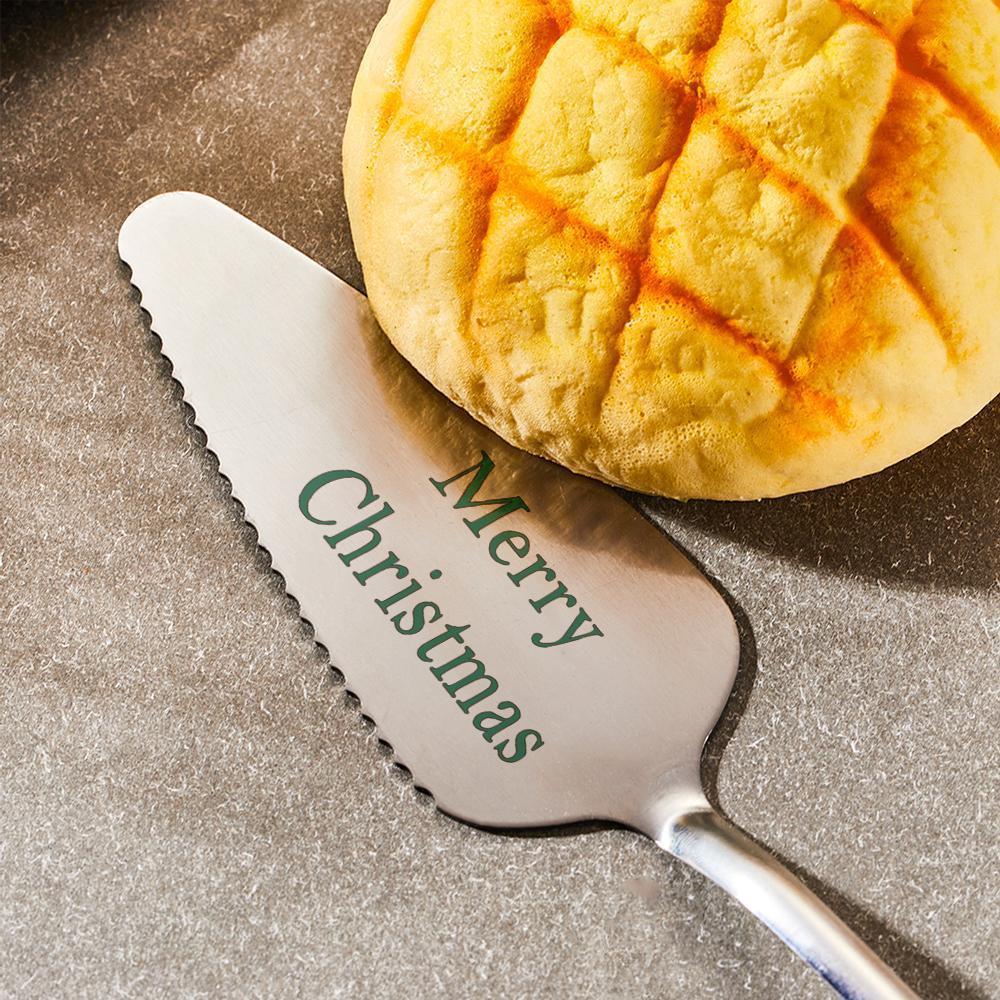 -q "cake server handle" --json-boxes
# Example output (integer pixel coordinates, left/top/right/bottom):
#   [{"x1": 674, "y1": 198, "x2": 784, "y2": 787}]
[{"x1": 655, "y1": 806, "x2": 919, "y2": 999}]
